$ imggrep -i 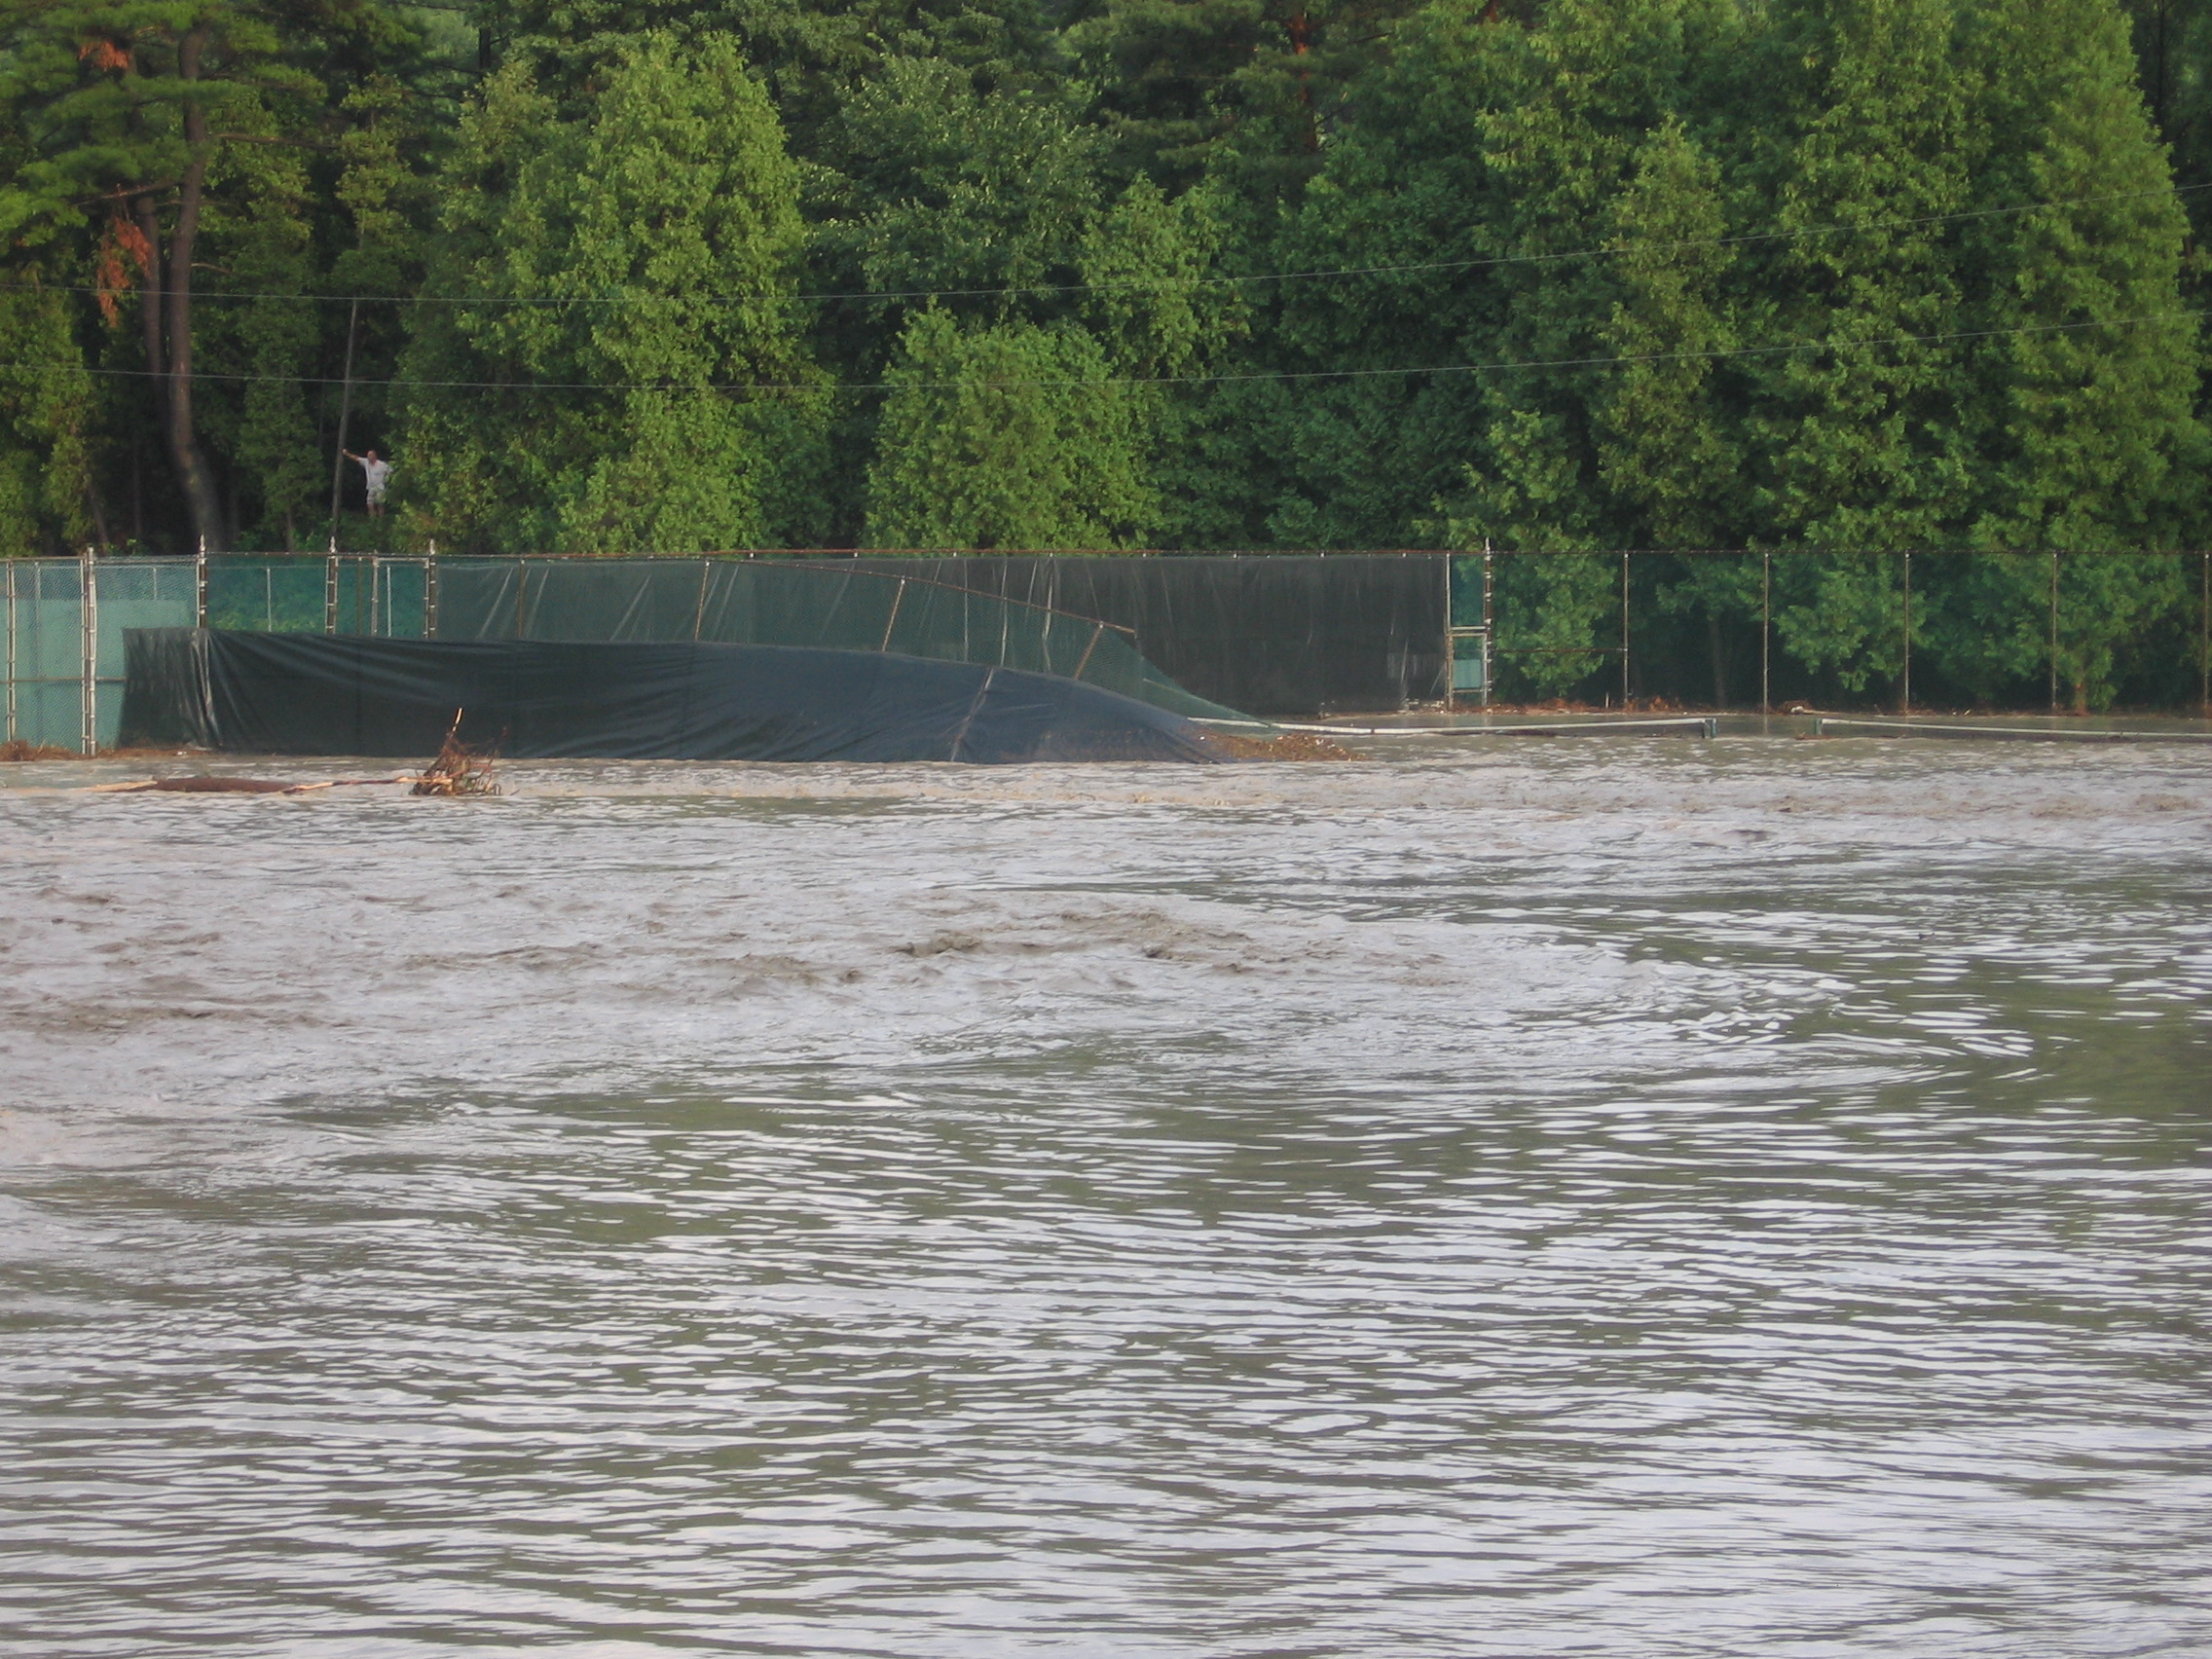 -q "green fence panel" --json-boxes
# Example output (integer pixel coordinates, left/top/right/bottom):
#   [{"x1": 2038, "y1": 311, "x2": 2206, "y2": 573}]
[
  {"x1": 432, "y1": 558, "x2": 1252, "y2": 722},
  {"x1": 3, "y1": 559, "x2": 198, "y2": 751},
  {"x1": 6, "y1": 554, "x2": 1259, "y2": 746}
]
